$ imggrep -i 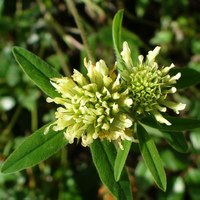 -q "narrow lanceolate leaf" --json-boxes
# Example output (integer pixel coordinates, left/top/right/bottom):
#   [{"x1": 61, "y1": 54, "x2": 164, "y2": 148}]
[
  {"x1": 114, "y1": 140, "x2": 132, "y2": 181},
  {"x1": 162, "y1": 131, "x2": 188, "y2": 153},
  {"x1": 137, "y1": 123, "x2": 167, "y2": 191},
  {"x1": 90, "y1": 140, "x2": 133, "y2": 200},
  {"x1": 112, "y1": 9, "x2": 123, "y2": 57},
  {"x1": 142, "y1": 124, "x2": 188, "y2": 153},
  {"x1": 141, "y1": 115, "x2": 200, "y2": 132},
  {"x1": 112, "y1": 9, "x2": 126, "y2": 77},
  {"x1": 13, "y1": 47, "x2": 62, "y2": 98},
  {"x1": 171, "y1": 67, "x2": 200, "y2": 89},
  {"x1": 1, "y1": 124, "x2": 67, "y2": 174}
]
